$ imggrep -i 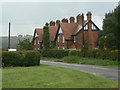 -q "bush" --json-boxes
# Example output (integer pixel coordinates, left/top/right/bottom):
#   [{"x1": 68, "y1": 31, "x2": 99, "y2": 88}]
[
  {"x1": 2, "y1": 51, "x2": 40, "y2": 67},
  {"x1": 41, "y1": 49, "x2": 69, "y2": 58},
  {"x1": 63, "y1": 56, "x2": 80, "y2": 63}
]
